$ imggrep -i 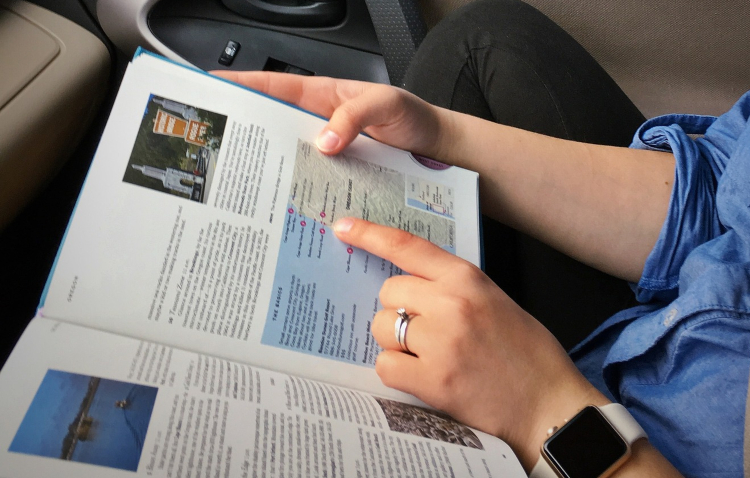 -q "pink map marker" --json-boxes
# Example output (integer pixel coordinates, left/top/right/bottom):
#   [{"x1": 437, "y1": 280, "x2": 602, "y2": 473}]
[
  {"x1": 300, "y1": 220, "x2": 307, "y2": 227},
  {"x1": 320, "y1": 228, "x2": 326, "y2": 234},
  {"x1": 288, "y1": 207, "x2": 294, "y2": 214},
  {"x1": 347, "y1": 247, "x2": 353, "y2": 254},
  {"x1": 320, "y1": 211, "x2": 326, "y2": 218}
]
